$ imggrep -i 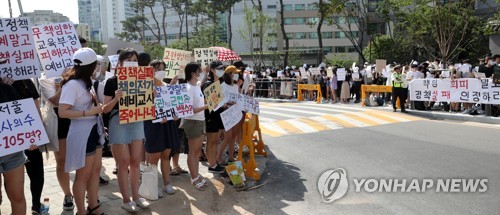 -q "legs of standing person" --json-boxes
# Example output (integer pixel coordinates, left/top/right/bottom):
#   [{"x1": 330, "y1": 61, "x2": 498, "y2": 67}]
[
  {"x1": 206, "y1": 130, "x2": 222, "y2": 168},
  {"x1": 160, "y1": 149, "x2": 172, "y2": 187},
  {"x1": 113, "y1": 144, "x2": 132, "y2": 203},
  {"x1": 3, "y1": 158, "x2": 26, "y2": 214},
  {"x1": 217, "y1": 129, "x2": 232, "y2": 164},
  {"x1": 401, "y1": 88, "x2": 407, "y2": 112},
  {"x1": 24, "y1": 149, "x2": 44, "y2": 213},
  {"x1": 73, "y1": 154, "x2": 95, "y2": 215},
  {"x1": 54, "y1": 139, "x2": 72, "y2": 197},
  {"x1": 392, "y1": 87, "x2": 398, "y2": 111},
  {"x1": 187, "y1": 135, "x2": 203, "y2": 180},
  {"x1": 86, "y1": 147, "x2": 103, "y2": 215},
  {"x1": 129, "y1": 140, "x2": 143, "y2": 202}
]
